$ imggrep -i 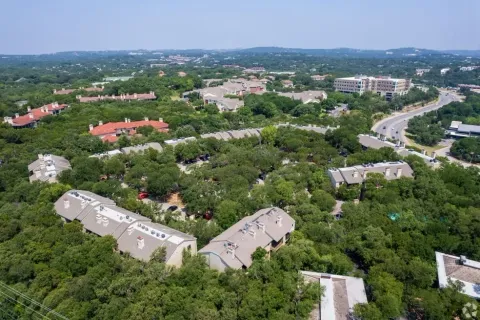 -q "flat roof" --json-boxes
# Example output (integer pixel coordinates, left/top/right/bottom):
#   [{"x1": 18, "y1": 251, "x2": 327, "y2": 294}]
[
  {"x1": 301, "y1": 271, "x2": 367, "y2": 320},
  {"x1": 436, "y1": 252, "x2": 480, "y2": 299}
]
